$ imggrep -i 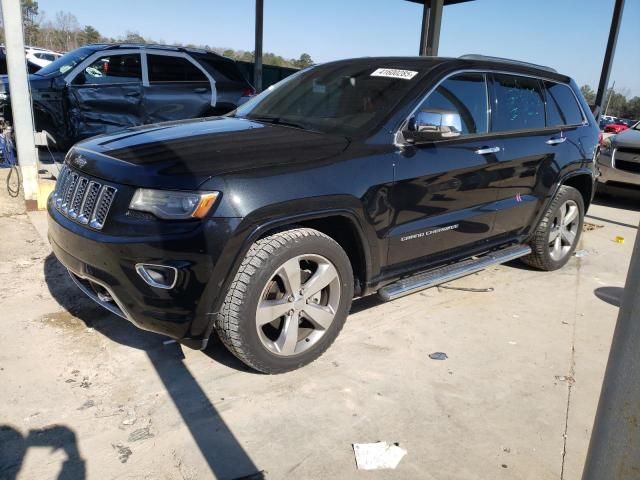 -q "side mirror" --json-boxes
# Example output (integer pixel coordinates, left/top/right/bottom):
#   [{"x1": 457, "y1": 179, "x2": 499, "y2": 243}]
[{"x1": 405, "y1": 109, "x2": 462, "y2": 143}]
